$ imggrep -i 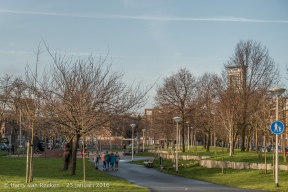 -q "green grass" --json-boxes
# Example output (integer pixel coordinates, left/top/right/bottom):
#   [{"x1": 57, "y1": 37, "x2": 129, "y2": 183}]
[
  {"x1": 134, "y1": 152, "x2": 155, "y2": 157},
  {"x1": 0, "y1": 156, "x2": 149, "y2": 192},
  {"x1": 166, "y1": 146, "x2": 288, "y2": 165},
  {"x1": 3, "y1": 146, "x2": 286, "y2": 192},
  {"x1": 132, "y1": 146, "x2": 288, "y2": 192},
  {"x1": 0, "y1": 150, "x2": 8, "y2": 156}
]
